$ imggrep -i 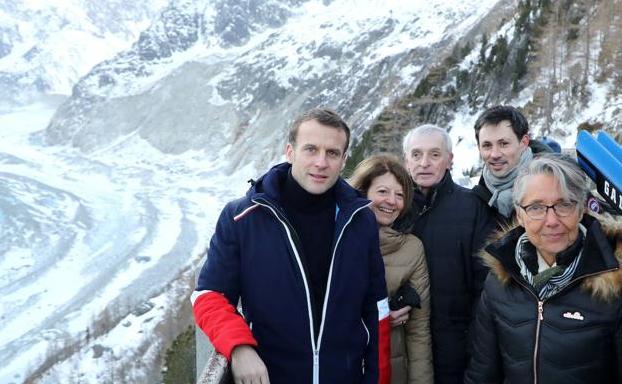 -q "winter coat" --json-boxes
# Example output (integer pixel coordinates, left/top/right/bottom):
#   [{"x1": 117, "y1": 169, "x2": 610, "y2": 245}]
[
  {"x1": 465, "y1": 214, "x2": 622, "y2": 384},
  {"x1": 380, "y1": 226, "x2": 433, "y2": 384},
  {"x1": 192, "y1": 162, "x2": 390, "y2": 384},
  {"x1": 396, "y1": 171, "x2": 492, "y2": 384}
]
